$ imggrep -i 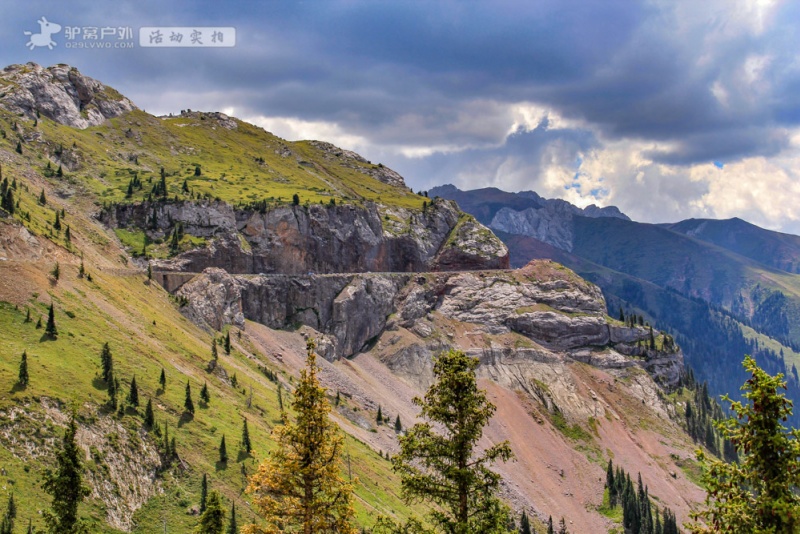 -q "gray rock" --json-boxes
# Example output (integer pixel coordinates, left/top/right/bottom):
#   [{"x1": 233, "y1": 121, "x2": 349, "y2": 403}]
[{"x1": 0, "y1": 63, "x2": 136, "y2": 128}]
